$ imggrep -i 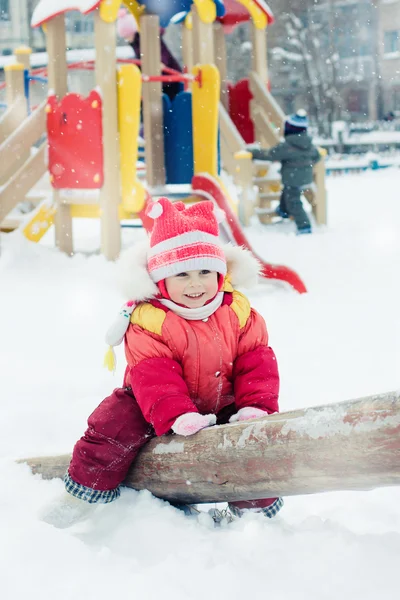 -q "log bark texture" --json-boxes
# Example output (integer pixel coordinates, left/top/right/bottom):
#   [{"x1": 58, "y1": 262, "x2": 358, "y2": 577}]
[{"x1": 21, "y1": 391, "x2": 400, "y2": 503}]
